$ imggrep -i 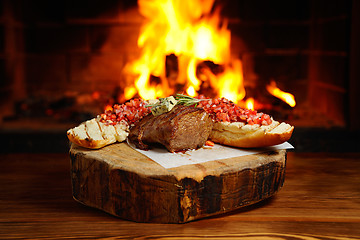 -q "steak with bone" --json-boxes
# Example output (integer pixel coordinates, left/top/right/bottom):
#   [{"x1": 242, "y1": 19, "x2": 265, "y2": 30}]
[{"x1": 128, "y1": 105, "x2": 213, "y2": 152}]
